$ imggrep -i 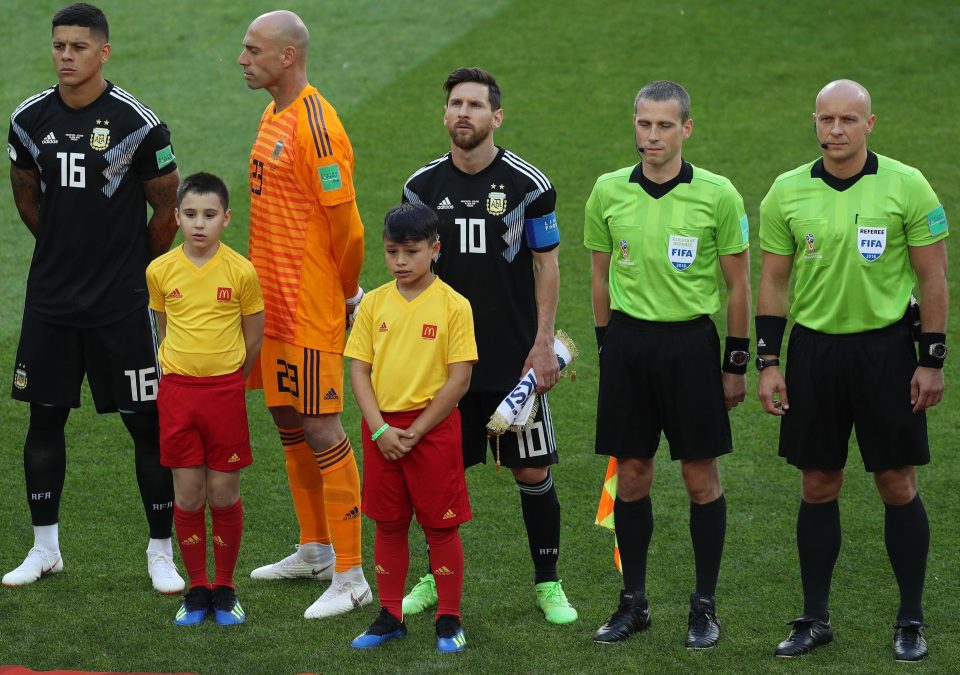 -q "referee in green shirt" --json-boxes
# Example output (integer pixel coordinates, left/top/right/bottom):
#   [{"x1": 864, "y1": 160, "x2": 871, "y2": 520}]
[
  {"x1": 586, "y1": 81, "x2": 751, "y2": 650},
  {"x1": 756, "y1": 80, "x2": 949, "y2": 663}
]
